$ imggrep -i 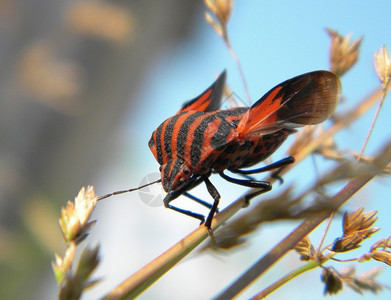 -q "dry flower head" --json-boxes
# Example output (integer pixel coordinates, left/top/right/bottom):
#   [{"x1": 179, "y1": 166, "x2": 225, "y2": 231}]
[
  {"x1": 326, "y1": 28, "x2": 362, "y2": 76},
  {"x1": 59, "y1": 186, "x2": 97, "y2": 244},
  {"x1": 374, "y1": 45, "x2": 391, "y2": 89},
  {"x1": 332, "y1": 208, "x2": 379, "y2": 252},
  {"x1": 360, "y1": 237, "x2": 391, "y2": 267},
  {"x1": 294, "y1": 236, "x2": 315, "y2": 261},
  {"x1": 204, "y1": 0, "x2": 233, "y2": 42},
  {"x1": 52, "y1": 242, "x2": 76, "y2": 285},
  {"x1": 54, "y1": 245, "x2": 101, "y2": 298}
]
